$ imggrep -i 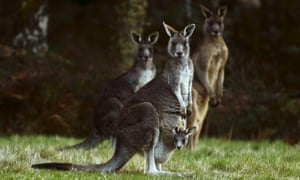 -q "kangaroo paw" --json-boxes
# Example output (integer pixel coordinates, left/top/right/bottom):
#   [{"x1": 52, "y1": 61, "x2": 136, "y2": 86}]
[{"x1": 209, "y1": 97, "x2": 221, "y2": 108}]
